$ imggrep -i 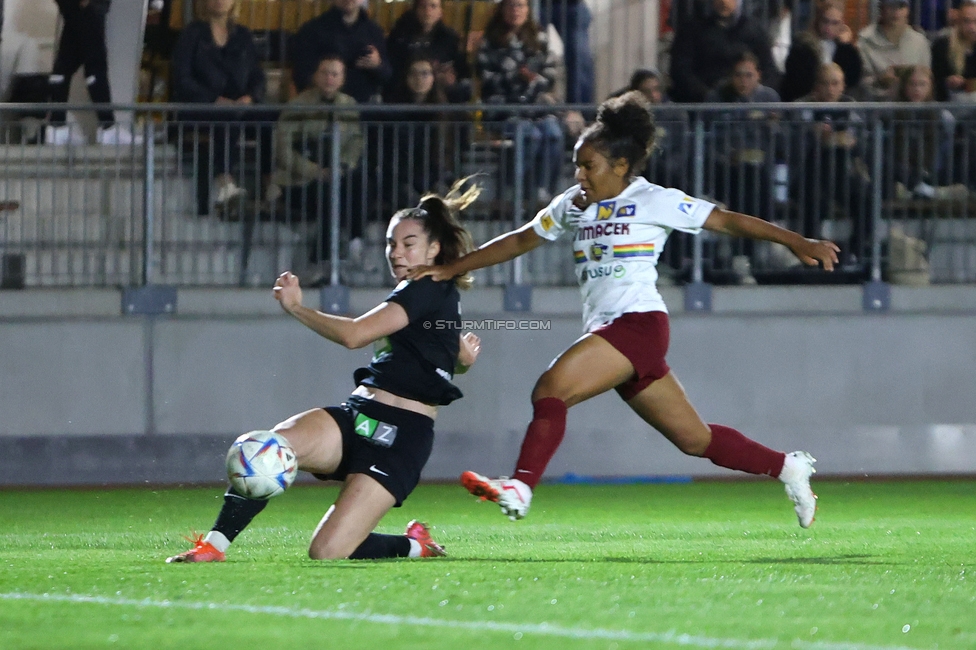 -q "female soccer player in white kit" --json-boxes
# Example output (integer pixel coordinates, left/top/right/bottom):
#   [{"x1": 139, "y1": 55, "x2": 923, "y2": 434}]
[{"x1": 410, "y1": 91, "x2": 840, "y2": 528}]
